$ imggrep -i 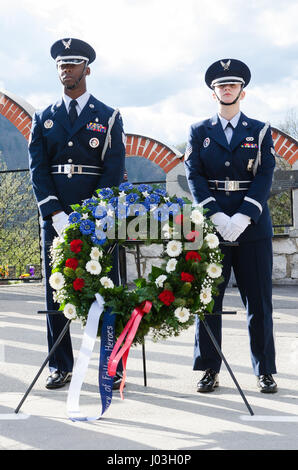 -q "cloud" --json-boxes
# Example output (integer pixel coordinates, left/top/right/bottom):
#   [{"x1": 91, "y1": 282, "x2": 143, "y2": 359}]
[{"x1": 0, "y1": 0, "x2": 297, "y2": 145}]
